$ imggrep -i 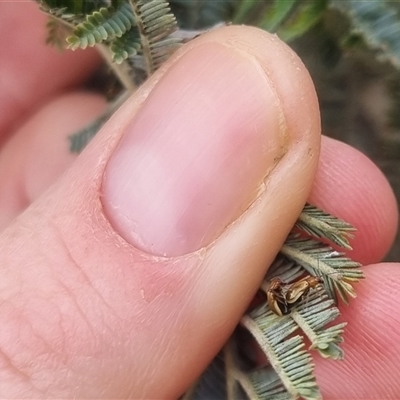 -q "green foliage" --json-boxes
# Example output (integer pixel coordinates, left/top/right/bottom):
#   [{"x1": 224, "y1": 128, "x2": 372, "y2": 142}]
[
  {"x1": 45, "y1": 12, "x2": 70, "y2": 48},
  {"x1": 131, "y1": 0, "x2": 182, "y2": 74},
  {"x1": 241, "y1": 314, "x2": 319, "y2": 400},
  {"x1": 291, "y1": 295, "x2": 346, "y2": 360},
  {"x1": 39, "y1": 0, "x2": 182, "y2": 81},
  {"x1": 38, "y1": 0, "x2": 182, "y2": 150},
  {"x1": 295, "y1": 204, "x2": 355, "y2": 250},
  {"x1": 330, "y1": 0, "x2": 400, "y2": 69},
  {"x1": 66, "y1": 3, "x2": 136, "y2": 50},
  {"x1": 233, "y1": 0, "x2": 328, "y2": 42},
  {"x1": 281, "y1": 235, "x2": 363, "y2": 304},
  {"x1": 110, "y1": 29, "x2": 141, "y2": 63}
]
